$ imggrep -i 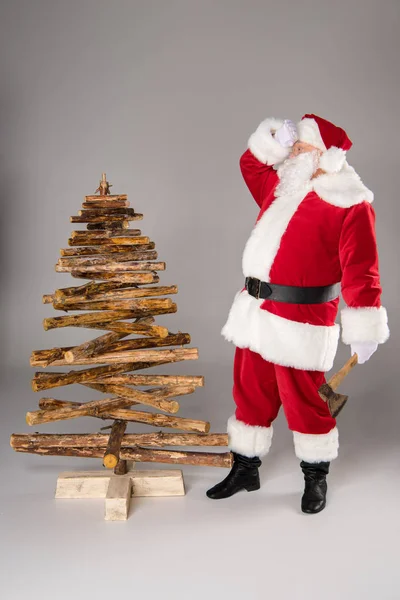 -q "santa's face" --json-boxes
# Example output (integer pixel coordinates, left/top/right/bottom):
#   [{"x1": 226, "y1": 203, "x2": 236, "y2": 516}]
[
  {"x1": 275, "y1": 147, "x2": 321, "y2": 196},
  {"x1": 289, "y1": 140, "x2": 322, "y2": 159}
]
